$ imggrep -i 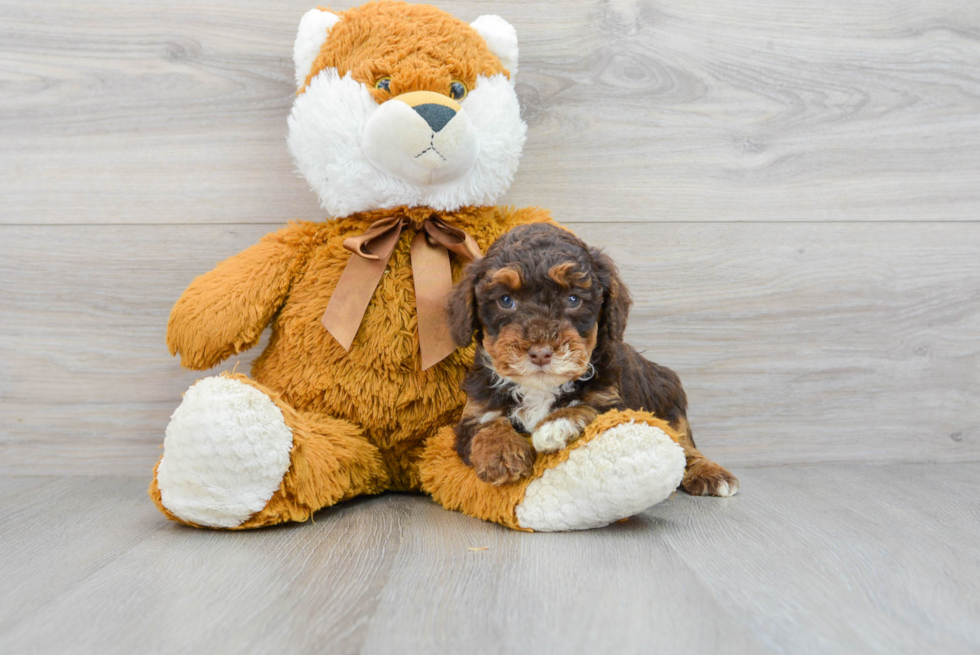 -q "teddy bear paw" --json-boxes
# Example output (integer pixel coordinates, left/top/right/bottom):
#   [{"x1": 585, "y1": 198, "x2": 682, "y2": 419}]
[
  {"x1": 156, "y1": 376, "x2": 294, "y2": 528},
  {"x1": 515, "y1": 421, "x2": 686, "y2": 532}
]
